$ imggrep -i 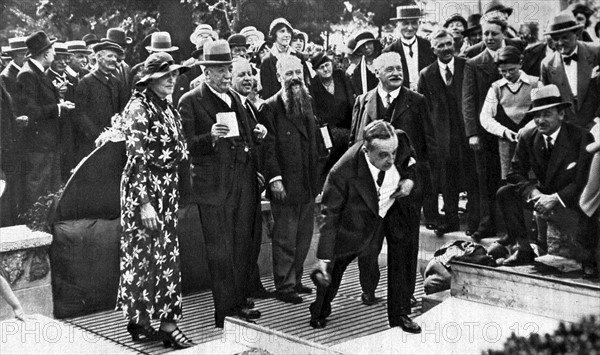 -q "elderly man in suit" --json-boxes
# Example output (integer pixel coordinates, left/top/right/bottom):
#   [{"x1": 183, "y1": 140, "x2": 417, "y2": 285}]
[
  {"x1": 258, "y1": 54, "x2": 320, "y2": 305},
  {"x1": 497, "y1": 85, "x2": 594, "y2": 268},
  {"x1": 418, "y1": 29, "x2": 478, "y2": 236},
  {"x1": 462, "y1": 16, "x2": 511, "y2": 241},
  {"x1": 309, "y1": 120, "x2": 421, "y2": 333},
  {"x1": 350, "y1": 51, "x2": 436, "y2": 305},
  {"x1": 383, "y1": 5, "x2": 436, "y2": 91},
  {"x1": 73, "y1": 40, "x2": 129, "y2": 162},
  {"x1": 541, "y1": 11, "x2": 600, "y2": 130},
  {"x1": 16, "y1": 31, "x2": 75, "y2": 210},
  {"x1": 179, "y1": 40, "x2": 264, "y2": 328}
]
